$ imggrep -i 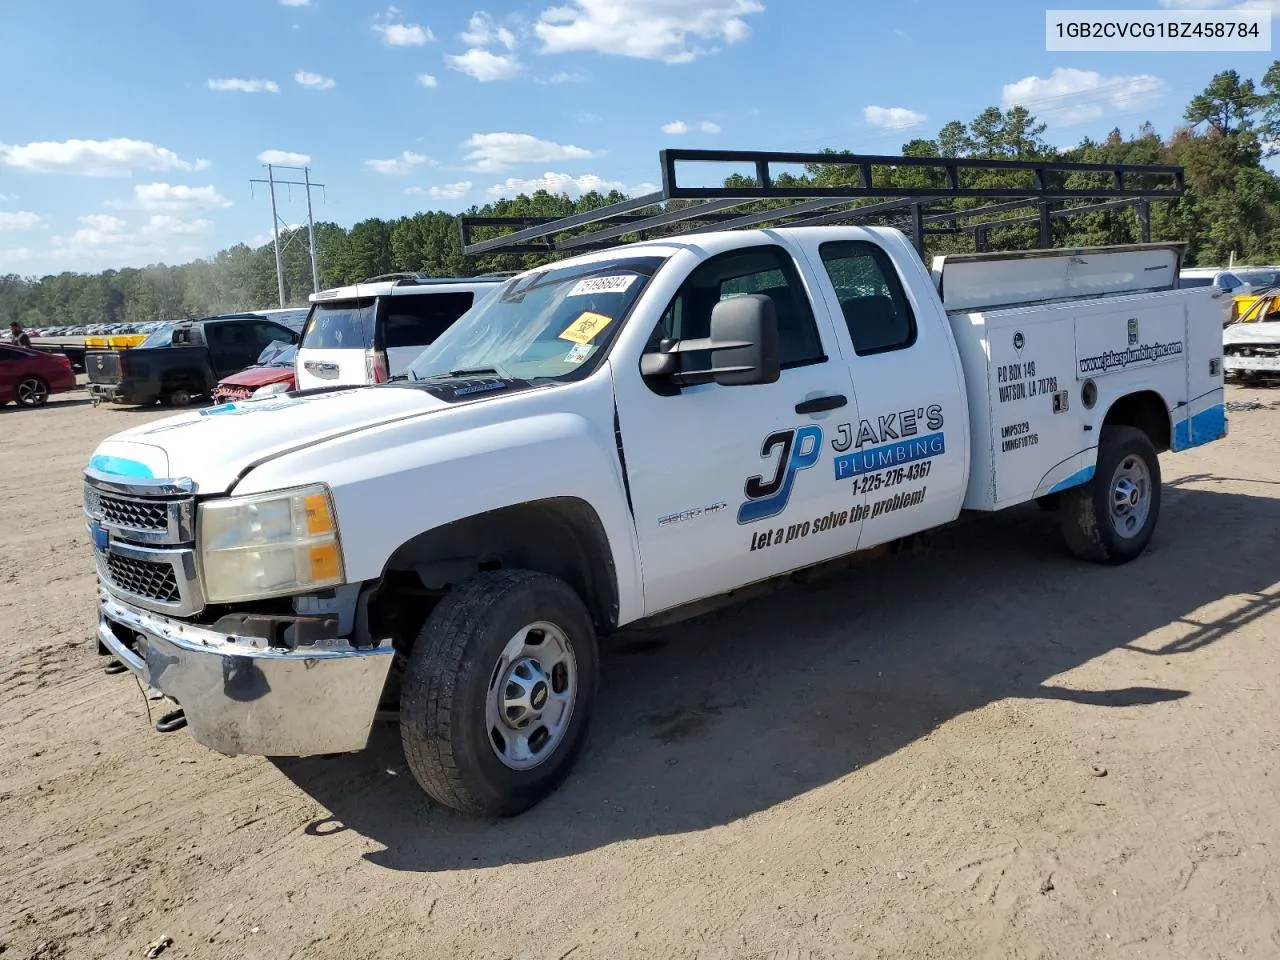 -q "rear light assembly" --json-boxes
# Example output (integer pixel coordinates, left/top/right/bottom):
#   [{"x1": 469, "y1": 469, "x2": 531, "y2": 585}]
[{"x1": 365, "y1": 348, "x2": 389, "y2": 384}]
